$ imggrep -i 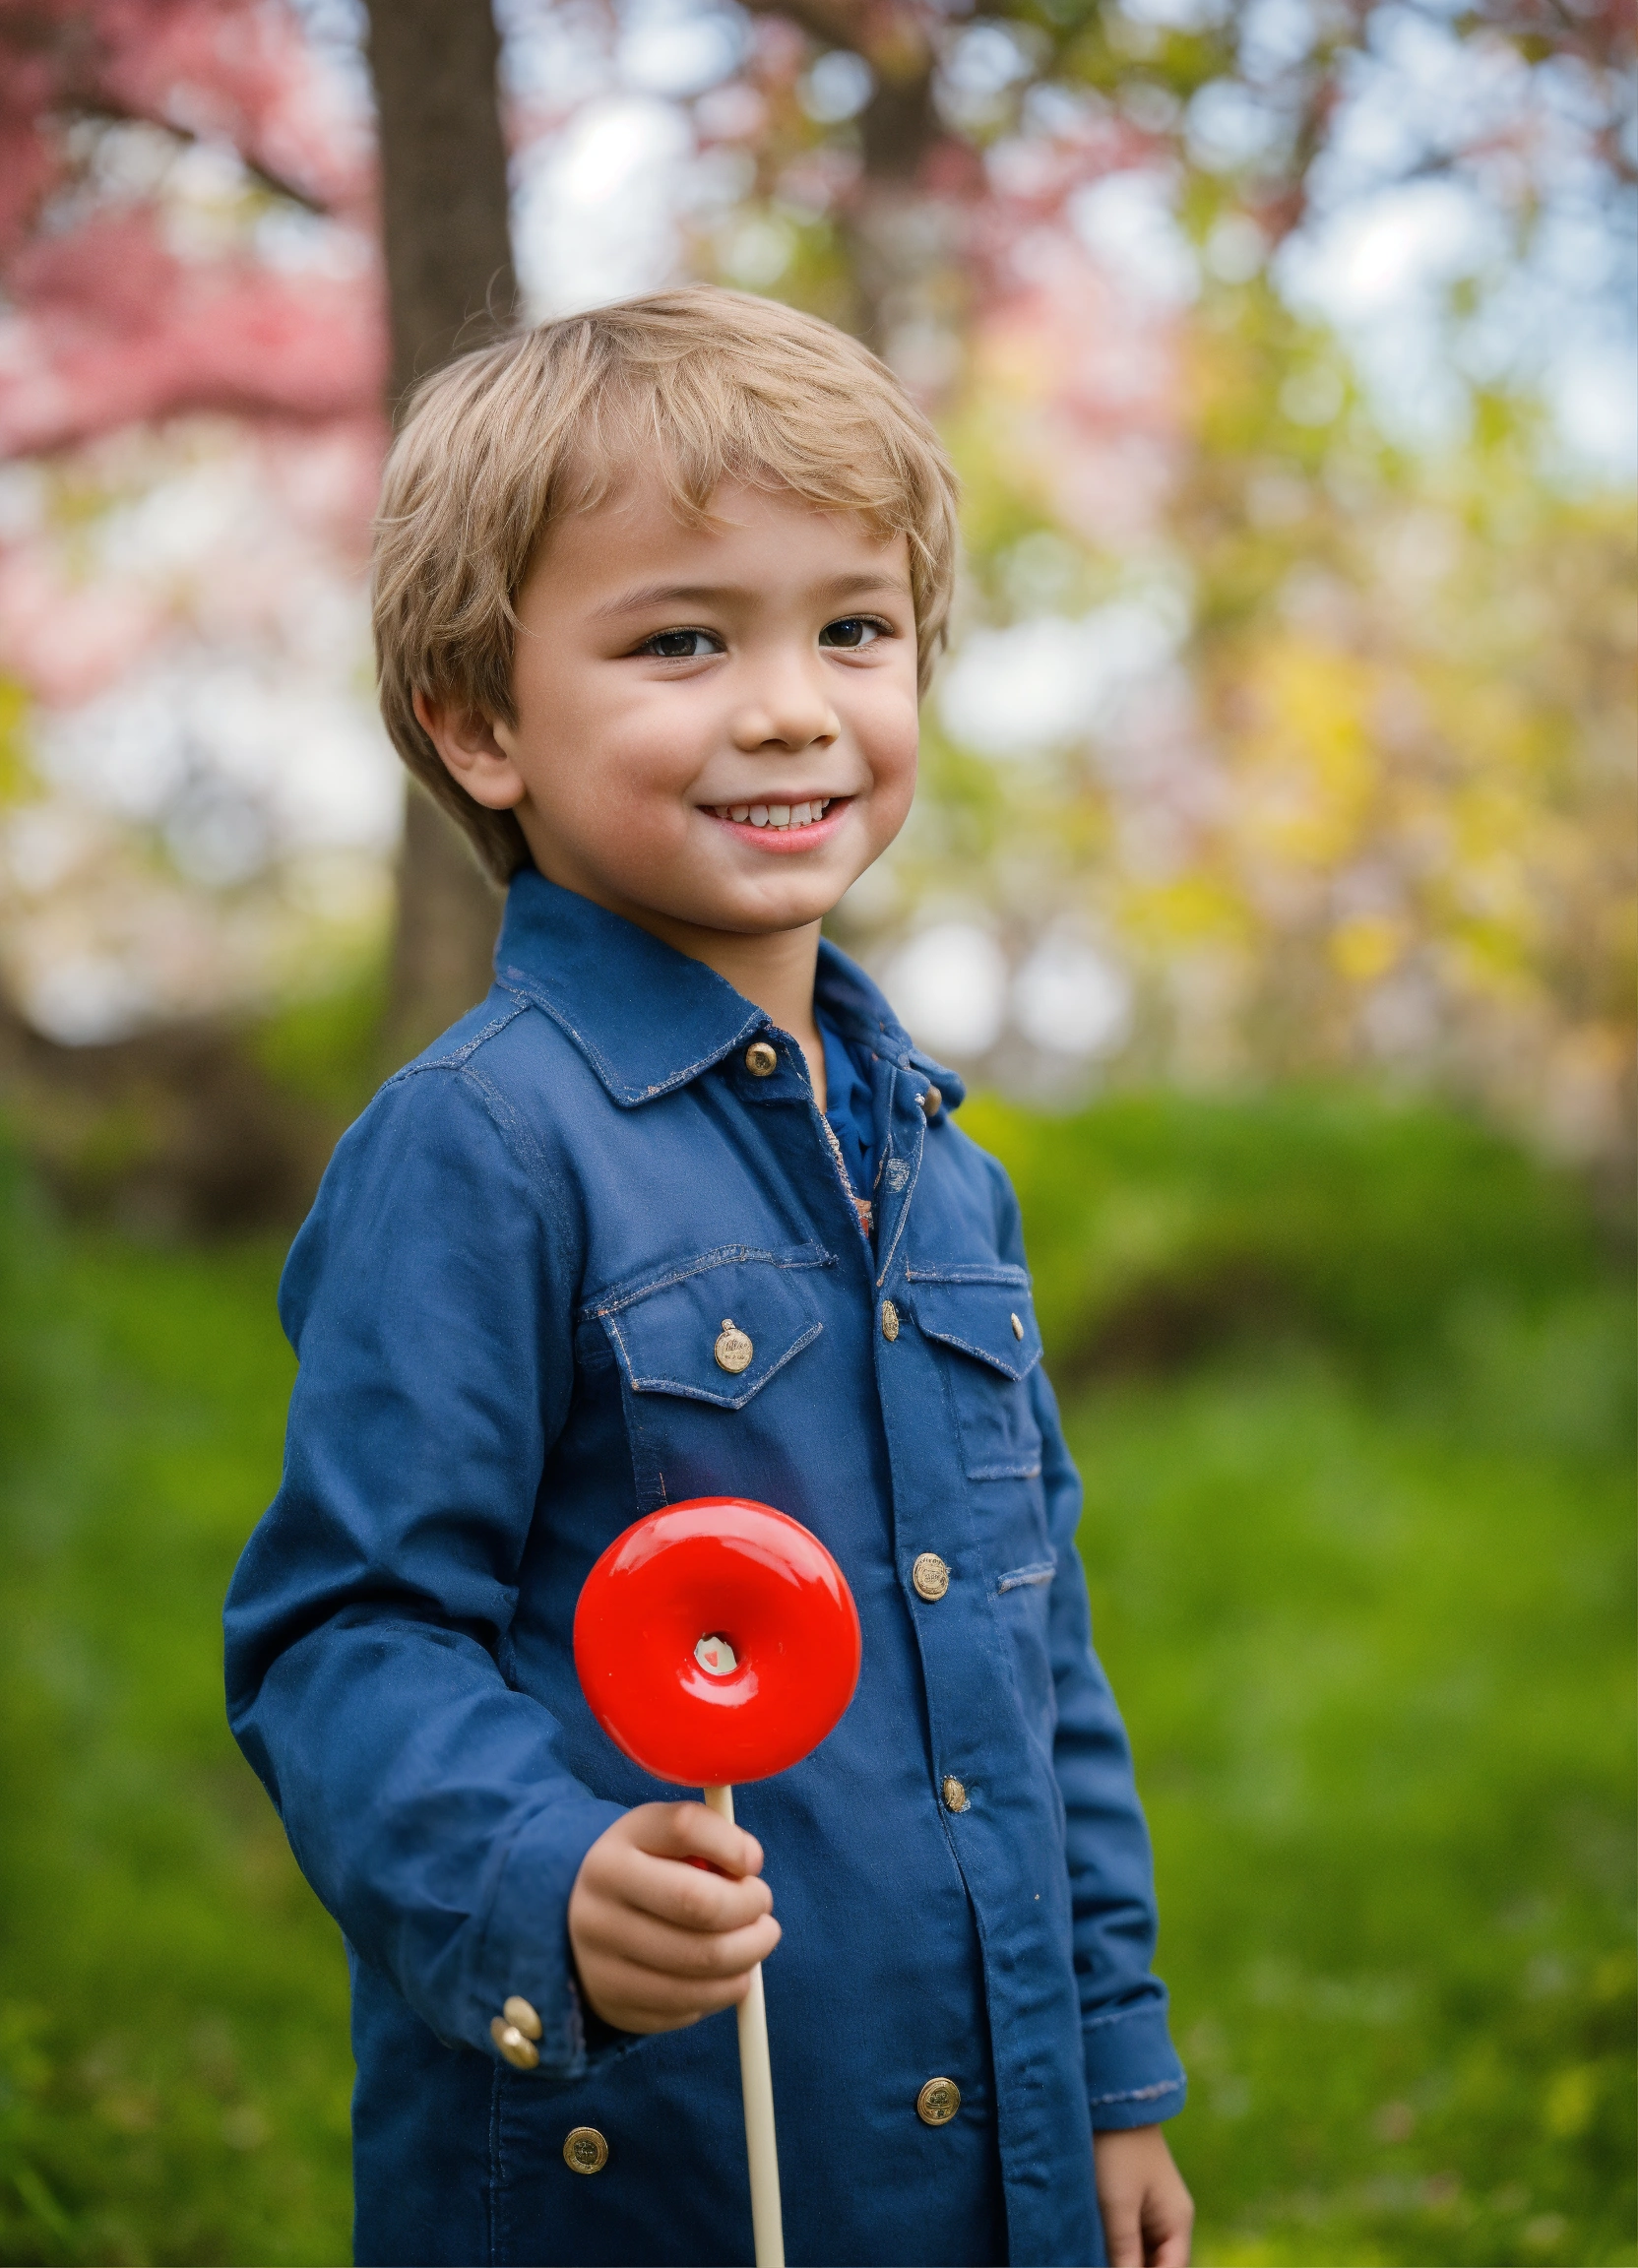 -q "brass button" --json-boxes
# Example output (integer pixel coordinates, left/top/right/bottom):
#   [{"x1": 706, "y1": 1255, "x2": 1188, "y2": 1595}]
[
  {"x1": 921, "y1": 1085, "x2": 942, "y2": 1118},
  {"x1": 1010, "y1": 1311, "x2": 1024, "y2": 1340},
  {"x1": 744, "y1": 1040, "x2": 778, "y2": 1077},
  {"x1": 491, "y1": 2016, "x2": 539, "y2": 2070},
  {"x1": 942, "y1": 1775, "x2": 969, "y2": 1813},
  {"x1": 503, "y1": 1995, "x2": 542, "y2": 2042},
  {"x1": 714, "y1": 1318, "x2": 753, "y2": 1374},
  {"x1": 912, "y1": 1552, "x2": 950, "y2": 1602},
  {"x1": 916, "y1": 2076, "x2": 961, "y2": 2126},
  {"x1": 880, "y1": 1298, "x2": 900, "y2": 1342},
  {"x1": 563, "y1": 2125, "x2": 608, "y2": 2174}
]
